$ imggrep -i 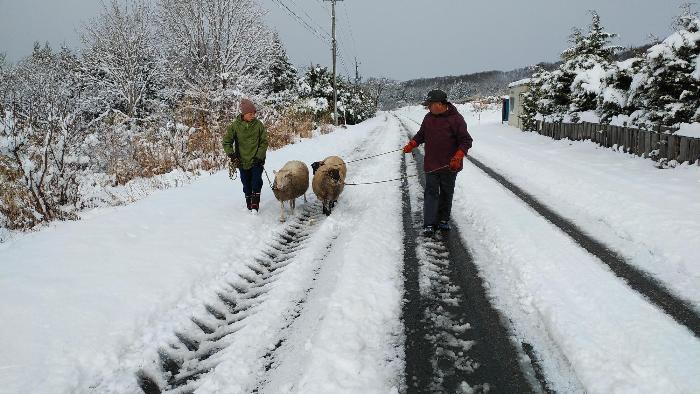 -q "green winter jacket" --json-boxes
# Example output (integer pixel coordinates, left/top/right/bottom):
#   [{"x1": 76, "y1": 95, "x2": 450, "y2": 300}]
[{"x1": 222, "y1": 116, "x2": 268, "y2": 170}]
